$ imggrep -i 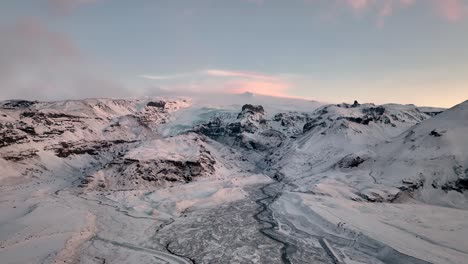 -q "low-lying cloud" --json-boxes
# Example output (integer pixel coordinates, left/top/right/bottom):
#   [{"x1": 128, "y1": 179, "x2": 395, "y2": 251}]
[
  {"x1": 0, "y1": 17, "x2": 129, "y2": 101},
  {"x1": 140, "y1": 69, "x2": 292, "y2": 98}
]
